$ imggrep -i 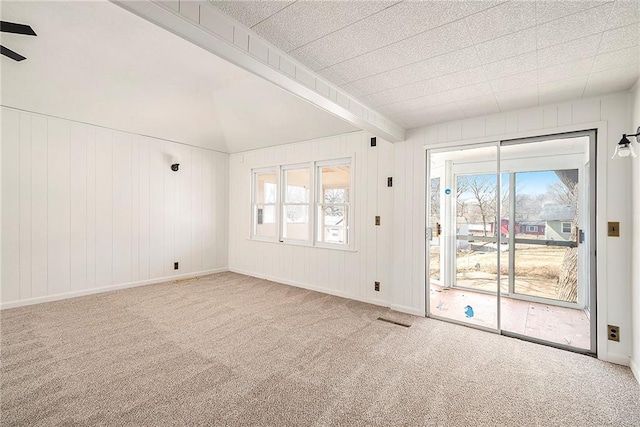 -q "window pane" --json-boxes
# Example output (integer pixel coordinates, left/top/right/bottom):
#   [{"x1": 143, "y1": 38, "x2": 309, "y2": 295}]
[
  {"x1": 320, "y1": 165, "x2": 350, "y2": 202},
  {"x1": 284, "y1": 168, "x2": 310, "y2": 203},
  {"x1": 282, "y1": 205, "x2": 309, "y2": 240},
  {"x1": 254, "y1": 205, "x2": 276, "y2": 238},
  {"x1": 255, "y1": 171, "x2": 277, "y2": 204},
  {"x1": 317, "y1": 205, "x2": 348, "y2": 244}
]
